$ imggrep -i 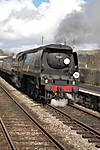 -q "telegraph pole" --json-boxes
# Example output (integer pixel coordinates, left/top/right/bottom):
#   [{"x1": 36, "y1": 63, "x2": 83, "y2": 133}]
[{"x1": 42, "y1": 36, "x2": 44, "y2": 45}]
